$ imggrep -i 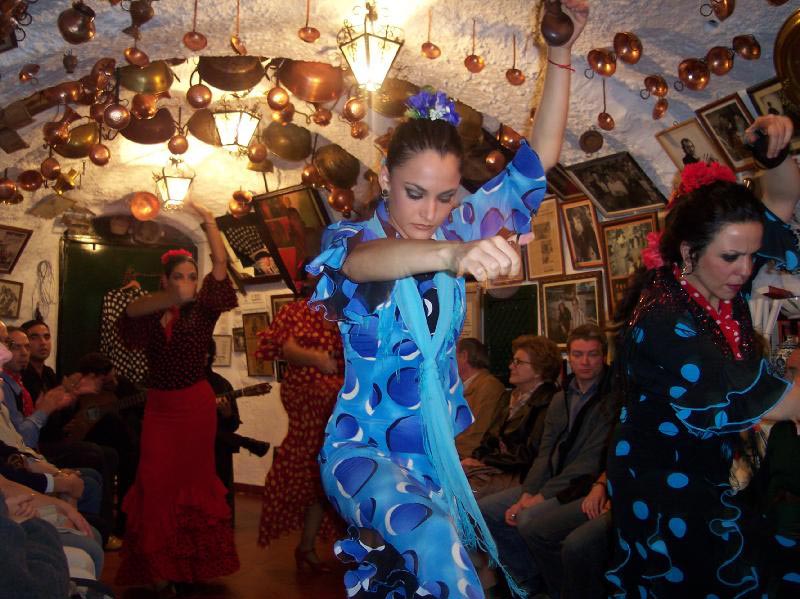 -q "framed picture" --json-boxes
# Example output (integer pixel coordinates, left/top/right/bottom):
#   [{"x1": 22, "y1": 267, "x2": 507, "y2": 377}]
[
  {"x1": 0, "y1": 279, "x2": 23, "y2": 319},
  {"x1": 242, "y1": 312, "x2": 274, "y2": 377},
  {"x1": 546, "y1": 163, "x2": 584, "y2": 201},
  {"x1": 253, "y1": 184, "x2": 330, "y2": 294},
  {"x1": 567, "y1": 152, "x2": 667, "y2": 218},
  {"x1": 541, "y1": 273, "x2": 603, "y2": 348},
  {"x1": 212, "y1": 335, "x2": 232, "y2": 367},
  {"x1": 270, "y1": 293, "x2": 297, "y2": 321},
  {"x1": 232, "y1": 327, "x2": 246, "y2": 352},
  {"x1": 560, "y1": 199, "x2": 603, "y2": 269},
  {"x1": 696, "y1": 94, "x2": 755, "y2": 172},
  {"x1": 275, "y1": 359, "x2": 288, "y2": 383},
  {"x1": 747, "y1": 77, "x2": 800, "y2": 153},
  {"x1": 655, "y1": 118, "x2": 731, "y2": 171},
  {"x1": 601, "y1": 213, "x2": 658, "y2": 313},
  {"x1": 0, "y1": 225, "x2": 32, "y2": 275},
  {"x1": 527, "y1": 197, "x2": 565, "y2": 279},
  {"x1": 460, "y1": 282, "x2": 482, "y2": 341},
  {"x1": 0, "y1": 30, "x2": 18, "y2": 54},
  {"x1": 214, "y1": 213, "x2": 283, "y2": 289}
]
